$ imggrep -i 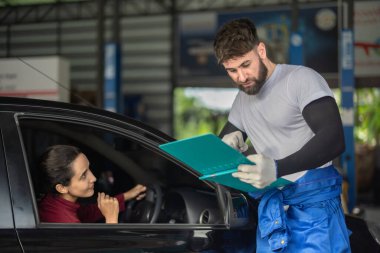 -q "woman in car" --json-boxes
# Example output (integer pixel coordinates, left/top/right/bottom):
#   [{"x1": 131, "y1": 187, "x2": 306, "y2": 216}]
[{"x1": 38, "y1": 144, "x2": 146, "y2": 223}]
